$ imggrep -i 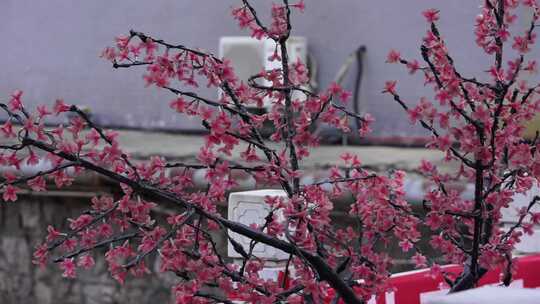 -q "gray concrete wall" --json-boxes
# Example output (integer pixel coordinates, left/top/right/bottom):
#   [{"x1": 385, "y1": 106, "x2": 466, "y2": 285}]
[
  {"x1": 0, "y1": 196, "x2": 174, "y2": 304},
  {"x1": 0, "y1": 192, "x2": 424, "y2": 304},
  {"x1": 1, "y1": 1, "x2": 537, "y2": 137}
]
